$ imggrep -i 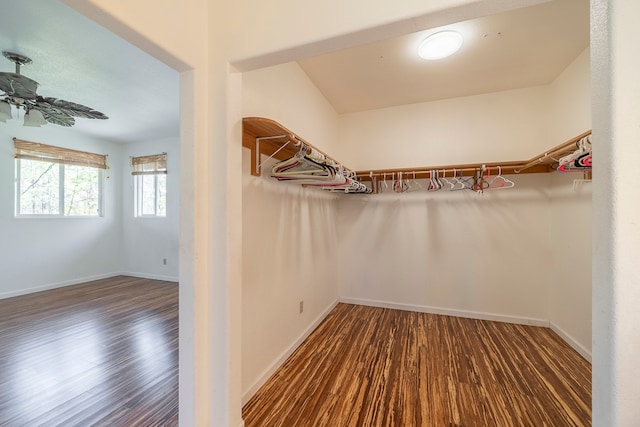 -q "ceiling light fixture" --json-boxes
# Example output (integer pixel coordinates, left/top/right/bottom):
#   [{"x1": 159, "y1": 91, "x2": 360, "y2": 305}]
[
  {"x1": 0, "y1": 51, "x2": 108, "y2": 127},
  {"x1": 418, "y1": 31, "x2": 463, "y2": 60}
]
